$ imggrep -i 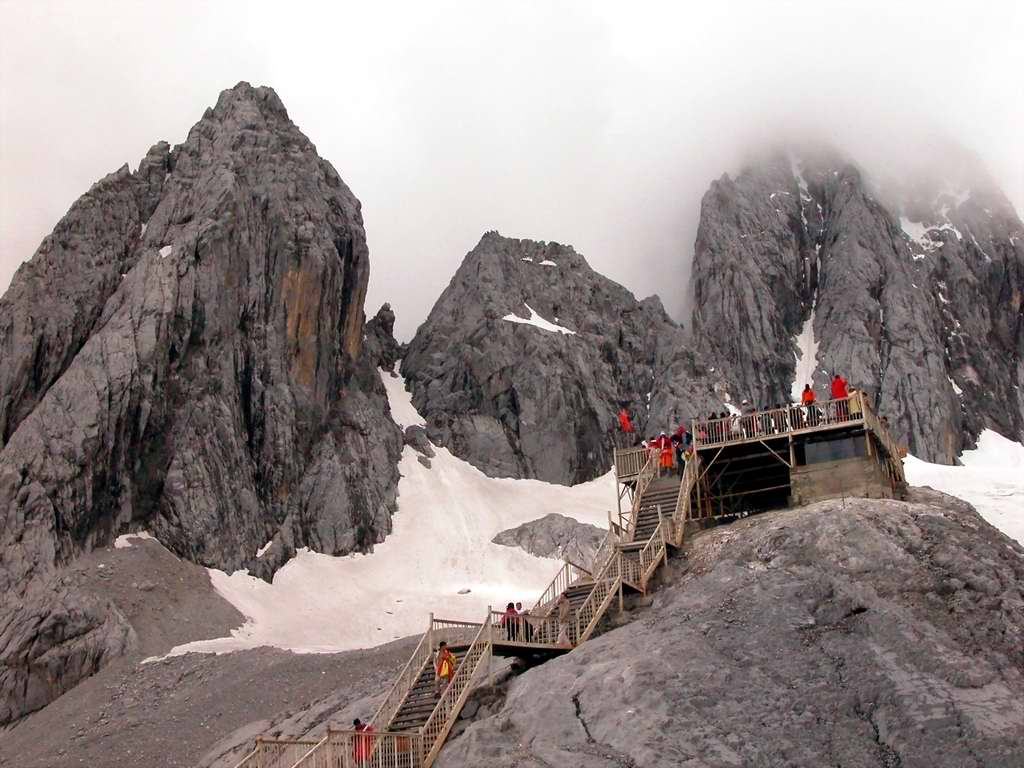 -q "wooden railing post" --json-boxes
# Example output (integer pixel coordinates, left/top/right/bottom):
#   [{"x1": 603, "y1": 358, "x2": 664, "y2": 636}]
[
  {"x1": 486, "y1": 605, "x2": 494, "y2": 686},
  {"x1": 618, "y1": 557, "x2": 624, "y2": 614}
]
